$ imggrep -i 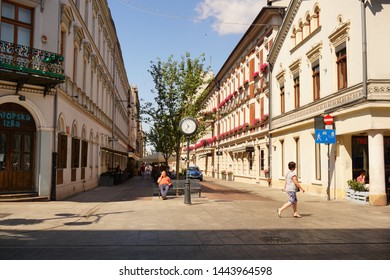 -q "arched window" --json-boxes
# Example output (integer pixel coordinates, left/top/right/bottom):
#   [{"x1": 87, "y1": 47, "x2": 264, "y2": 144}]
[
  {"x1": 305, "y1": 13, "x2": 311, "y2": 35},
  {"x1": 313, "y1": 5, "x2": 320, "y2": 29}
]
